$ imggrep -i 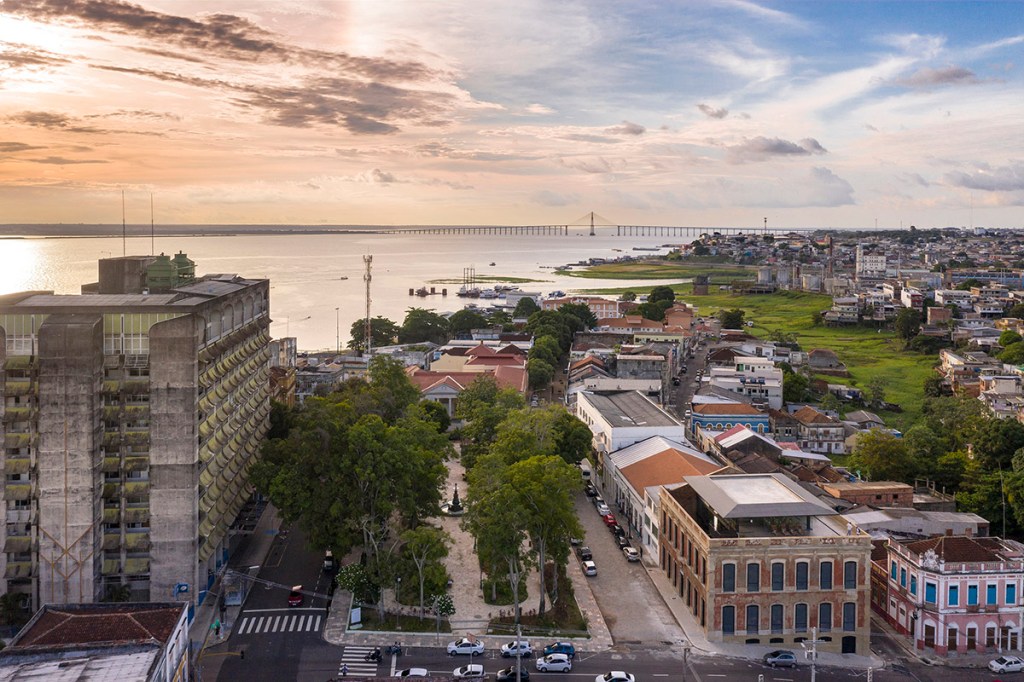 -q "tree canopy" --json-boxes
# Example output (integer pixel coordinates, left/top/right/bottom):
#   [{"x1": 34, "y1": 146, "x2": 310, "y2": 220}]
[
  {"x1": 399, "y1": 308, "x2": 450, "y2": 345},
  {"x1": 716, "y1": 308, "x2": 746, "y2": 329},
  {"x1": 513, "y1": 297, "x2": 541, "y2": 318},
  {"x1": 350, "y1": 316, "x2": 400, "y2": 352},
  {"x1": 850, "y1": 428, "x2": 917, "y2": 482},
  {"x1": 649, "y1": 285, "x2": 676, "y2": 304},
  {"x1": 448, "y1": 309, "x2": 489, "y2": 338}
]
